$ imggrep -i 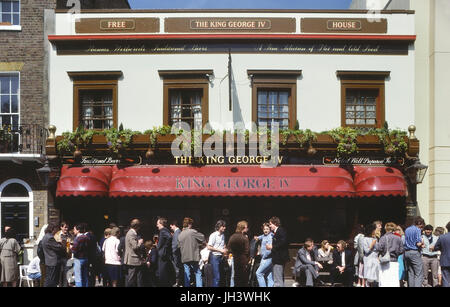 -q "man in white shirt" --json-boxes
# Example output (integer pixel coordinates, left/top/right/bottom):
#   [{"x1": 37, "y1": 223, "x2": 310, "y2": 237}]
[
  {"x1": 28, "y1": 256, "x2": 41, "y2": 281},
  {"x1": 207, "y1": 220, "x2": 227, "y2": 287}
]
